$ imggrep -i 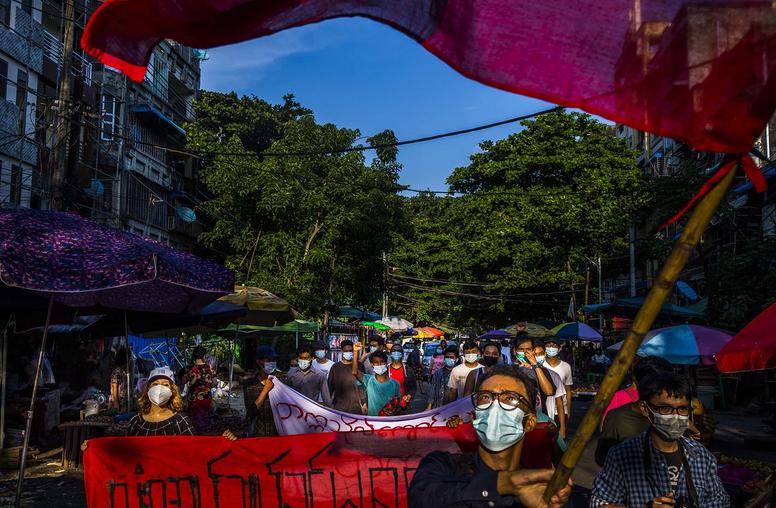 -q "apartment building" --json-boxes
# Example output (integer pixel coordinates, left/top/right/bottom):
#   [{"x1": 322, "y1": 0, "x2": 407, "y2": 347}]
[{"x1": 0, "y1": 0, "x2": 207, "y2": 251}]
